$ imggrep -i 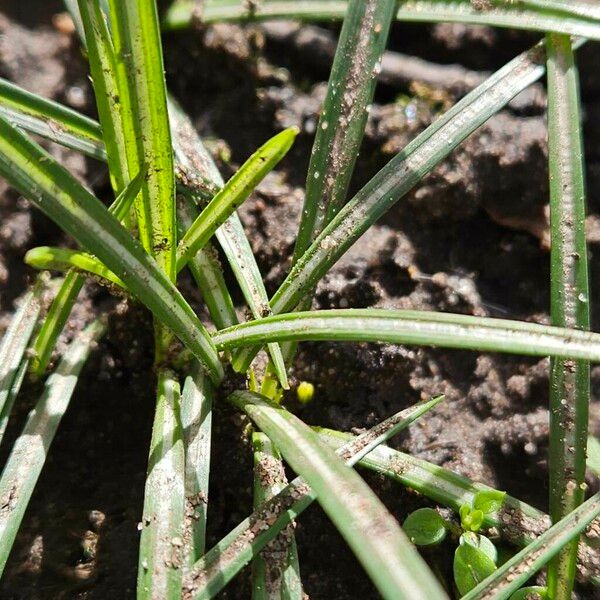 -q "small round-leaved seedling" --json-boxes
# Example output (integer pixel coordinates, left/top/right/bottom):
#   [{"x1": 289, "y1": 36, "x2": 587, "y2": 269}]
[
  {"x1": 460, "y1": 503, "x2": 484, "y2": 532},
  {"x1": 402, "y1": 508, "x2": 447, "y2": 546}
]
